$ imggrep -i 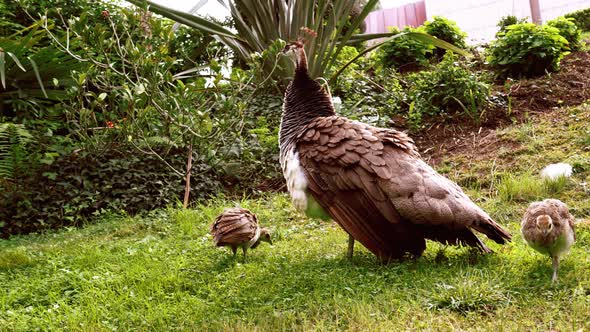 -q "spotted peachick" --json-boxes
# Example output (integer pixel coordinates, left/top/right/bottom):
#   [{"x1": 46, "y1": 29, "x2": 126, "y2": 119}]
[
  {"x1": 279, "y1": 40, "x2": 511, "y2": 262},
  {"x1": 521, "y1": 199, "x2": 575, "y2": 282},
  {"x1": 210, "y1": 208, "x2": 272, "y2": 261}
]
